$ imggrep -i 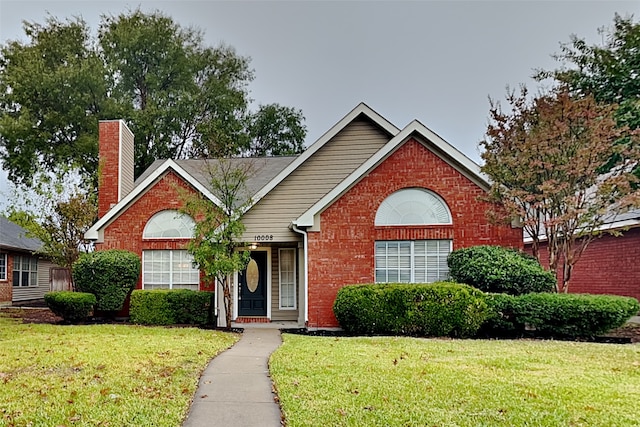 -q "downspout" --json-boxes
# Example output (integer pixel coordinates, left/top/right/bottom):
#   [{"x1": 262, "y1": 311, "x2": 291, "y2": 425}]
[{"x1": 291, "y1": 223, "x2": 309, "y2": 325}]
